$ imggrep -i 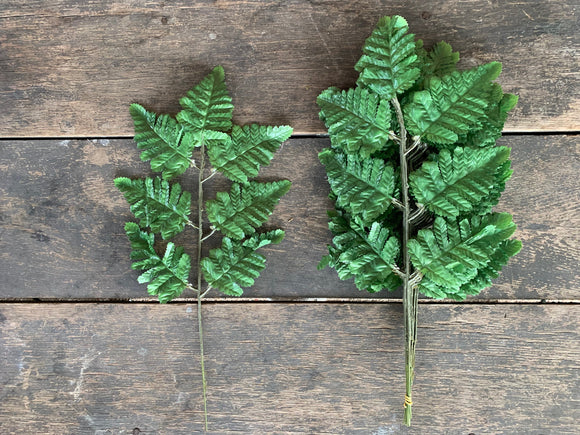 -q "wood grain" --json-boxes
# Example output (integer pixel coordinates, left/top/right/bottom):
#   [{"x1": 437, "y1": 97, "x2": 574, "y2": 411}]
[
  {"x1": 1, "y1": 135, "x2": 578, "y2": 300},
  {"x1": 0, "y1": 303, "x2": 577, "y2": 434},
  {"x1": 0, "y1": 0, "x2": 577, "y2": 137}
]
